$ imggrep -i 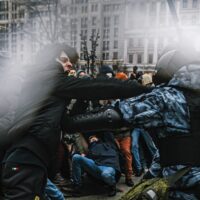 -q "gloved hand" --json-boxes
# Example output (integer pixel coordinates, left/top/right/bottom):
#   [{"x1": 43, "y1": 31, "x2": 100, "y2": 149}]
[{"x1": 143, "y1": 171, "x2": 155, "y2": 180}]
